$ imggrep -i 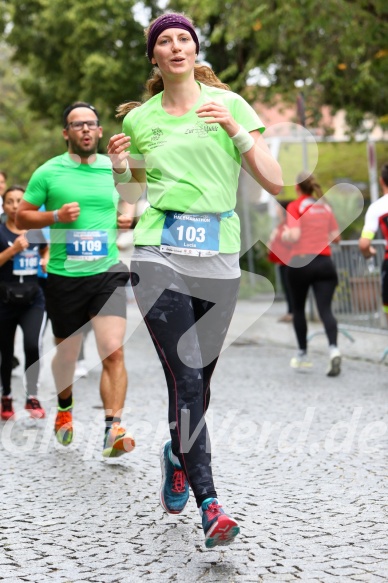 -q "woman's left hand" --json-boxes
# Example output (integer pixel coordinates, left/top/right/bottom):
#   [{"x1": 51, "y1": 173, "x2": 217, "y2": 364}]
[{"x1": 196, "y1": 101, "x2": 239, "y2": 137}]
